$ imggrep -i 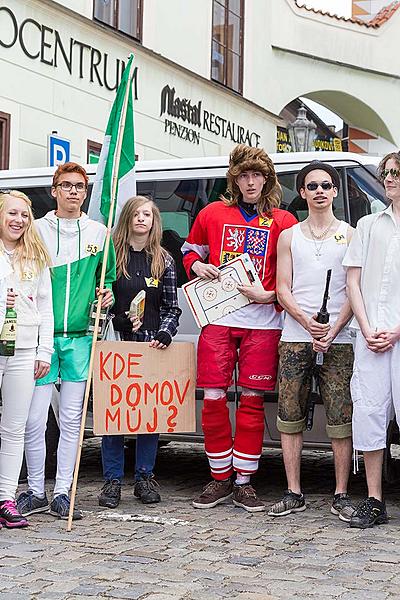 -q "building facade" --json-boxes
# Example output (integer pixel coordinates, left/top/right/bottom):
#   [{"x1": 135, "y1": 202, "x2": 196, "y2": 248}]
[
  {"x1": 1, "y1": 0, "x2": 399, "y2": 170},
  {"x1": 0, "y1": 0, "x2": 281, "y2": 169}
]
